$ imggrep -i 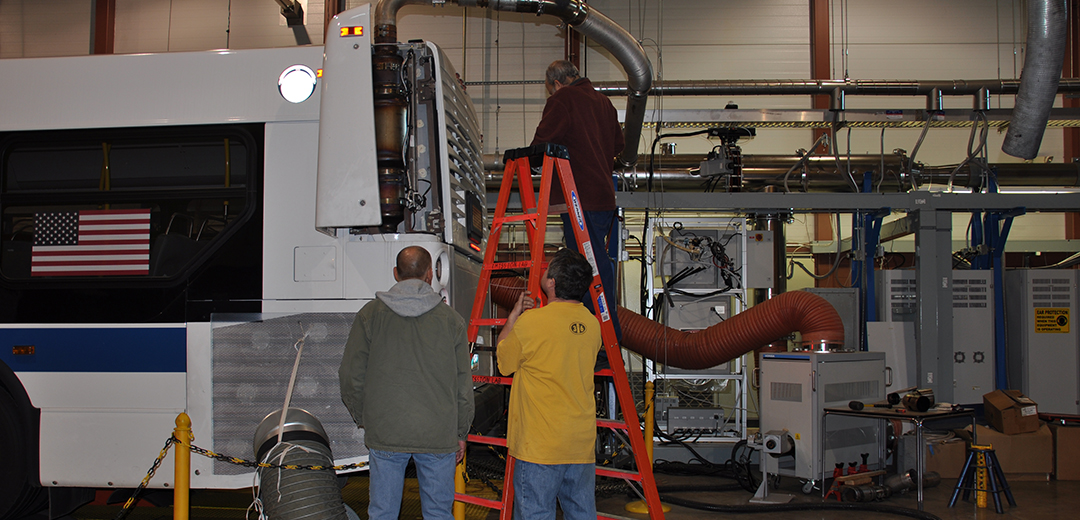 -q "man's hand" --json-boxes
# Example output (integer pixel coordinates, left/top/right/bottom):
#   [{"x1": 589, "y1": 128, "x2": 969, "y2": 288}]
[
  {"x1": 512, "y1": 290, "x2": 536, "y2": 316},
  {"x1": 456, "y1": 440, "x2": 467, "y2": 464},
  {"x1": 497, "y1": 291, "x2": 533, "y2": 346}
]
